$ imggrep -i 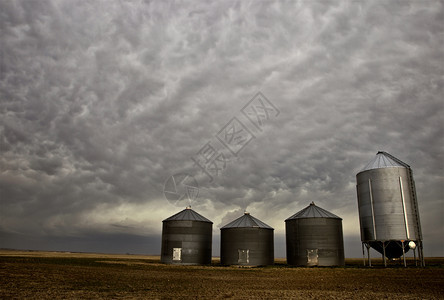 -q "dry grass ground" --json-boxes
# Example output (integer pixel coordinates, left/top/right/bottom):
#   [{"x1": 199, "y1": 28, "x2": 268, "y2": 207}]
[{"x1": 1, "y1": 250, "x2": 443, "y2": 299}]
